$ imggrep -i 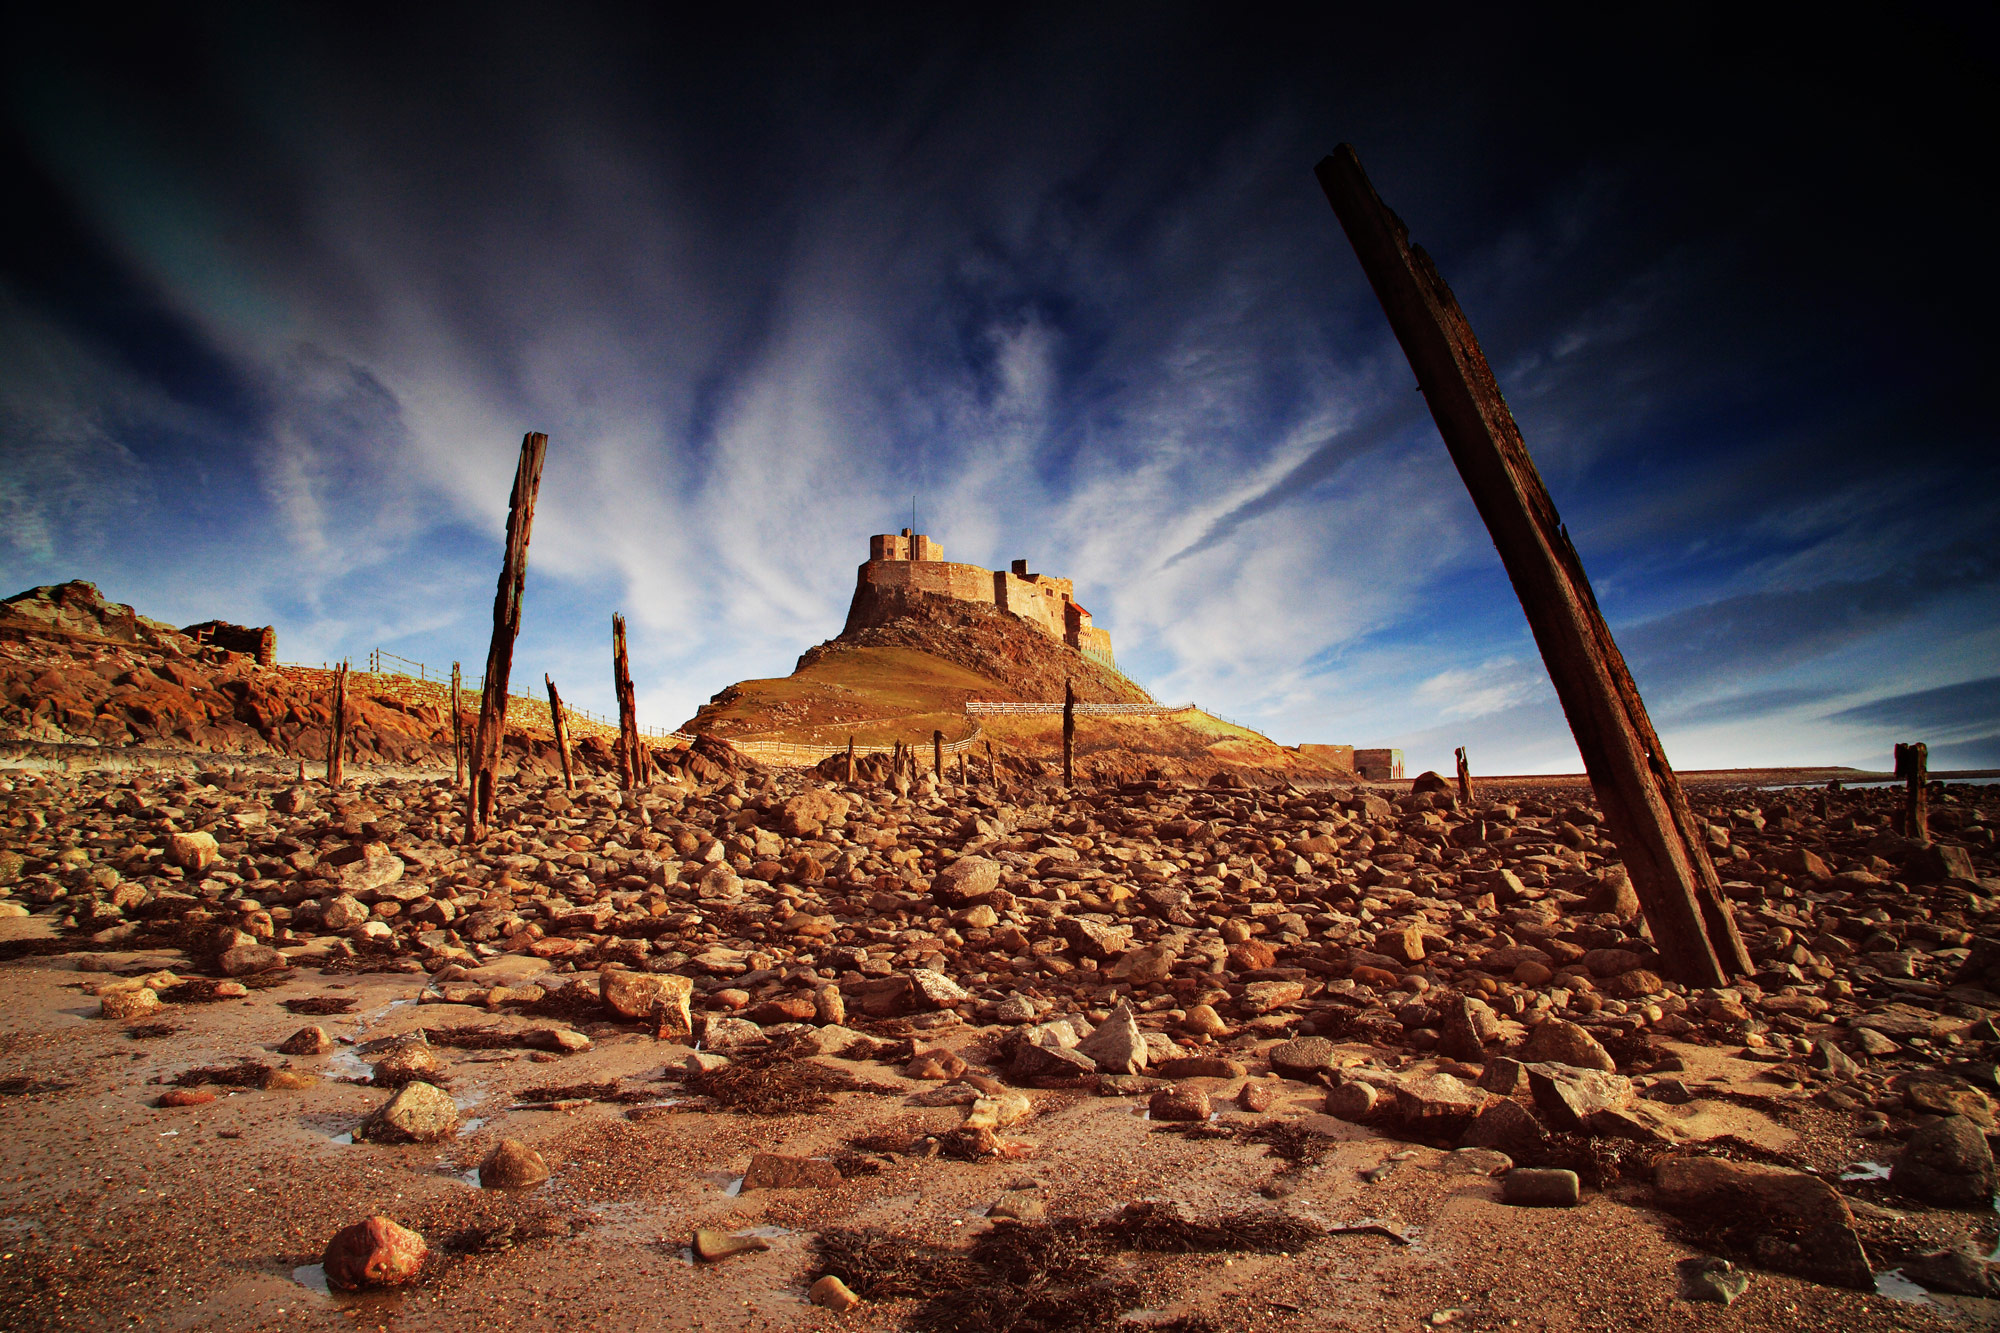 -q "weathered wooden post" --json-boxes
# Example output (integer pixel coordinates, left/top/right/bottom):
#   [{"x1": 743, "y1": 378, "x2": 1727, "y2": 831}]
[
  {"x1": 845, "y1": 735, "x2": 856, "y2": 784},
  {"x1": 1062, "y1": 680, "x2": 1076, "y2": 789},
  {"x1": 546, "y1": 674, "x2": 575, "y2": 793},
  {"x1": 326, "y1": 661, "x2": 349, "y2": 788},
  {"x1": 612, "y1": 614, "x2": 641, "y2": 792},
  {"x1": 1316, "y1": 146, "x2": 1749, "y2": 985},
  {"x1": 1895, "y1": 742, "x2": 1930, "y2": 844},
  {"x1": 986, "y1": 739, "x2": 997, "y2": 786},
  {"x1": 465, "y1": 432, "x2": 548, "y2": 844},
  {"x1": 450, "y1": 661, "x2": 465, "y2": 789},
  {"x1": 1455, "y1": 746, "x2": 1474, "y2": 804},
  {"x1": 933, "y1": 729, "x2": 944, "y2": 780}
]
